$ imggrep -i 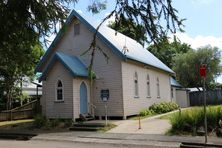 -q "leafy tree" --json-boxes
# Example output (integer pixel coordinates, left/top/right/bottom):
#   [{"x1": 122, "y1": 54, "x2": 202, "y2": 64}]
[
  {"x1": 173, "y1": 46, "x2": 222, "y2": 89},
  {"x1": 147, "y1": 36, "x2": 192, "y2": 68},
  {"x1": 108, "y1": 18, "x2": 147, "y2": 46},
  {"x1": 0, "y1": 0, "x2": 73, "y2": 109},
  {"x1": 0, "y1": 44, "x2": 44, "y2": 109}
]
